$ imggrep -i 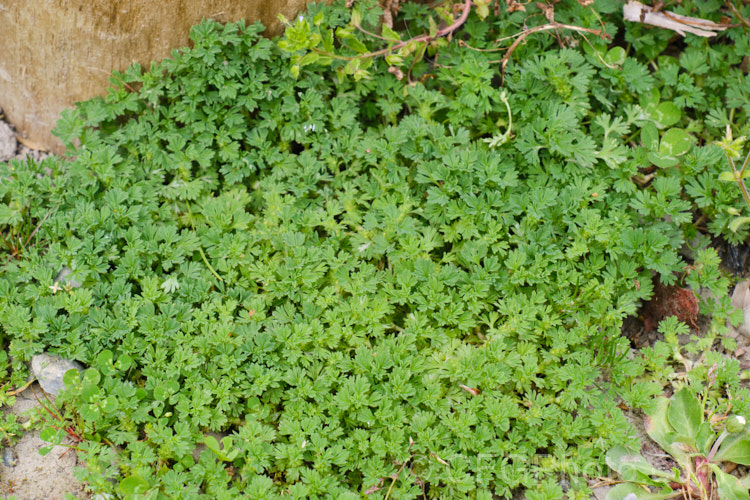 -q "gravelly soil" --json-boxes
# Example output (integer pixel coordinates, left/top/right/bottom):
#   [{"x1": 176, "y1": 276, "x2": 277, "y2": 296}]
[
  {"x1": 0, "y1": 110, "x2": 50, "y2": 164},
  {"x1": 0, "y1": 114, "x2": 89, "y2": 499},
  {"x1": 0, "y1": 385, "x2": 90, "y2": 500}
]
